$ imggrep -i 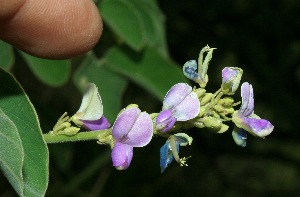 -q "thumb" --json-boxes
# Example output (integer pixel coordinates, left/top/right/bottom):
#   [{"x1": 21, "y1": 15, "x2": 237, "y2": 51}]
[{"x1": 0, "y1": 0, "x2": 102, "y2": 59}]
